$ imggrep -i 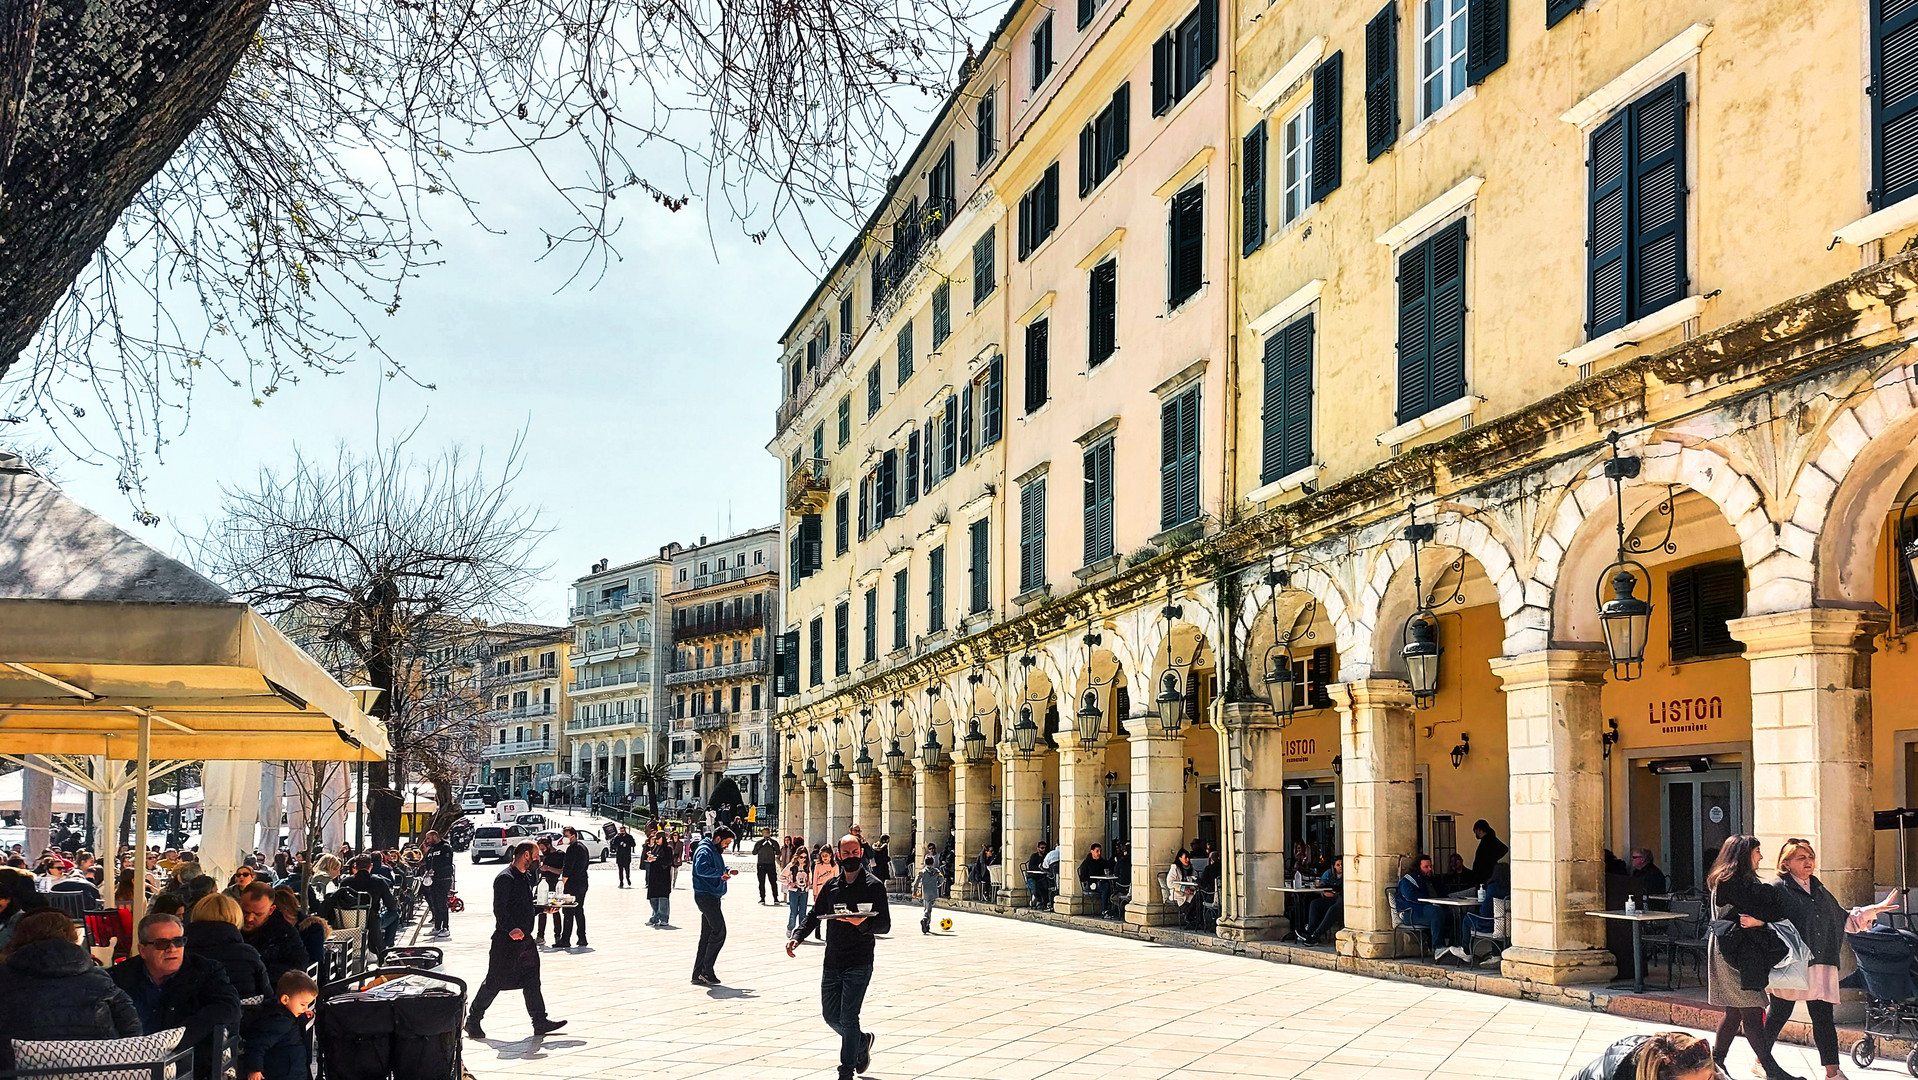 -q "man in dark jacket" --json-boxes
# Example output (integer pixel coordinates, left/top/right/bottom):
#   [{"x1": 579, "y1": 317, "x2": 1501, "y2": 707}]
[
  {"x1": 691, "y1": 828, "x2": 738, "y2": 985},
  {"x1": 753, "y1": 831, "x2": 781, "y2": 904},
  {"x1": 1078, "y1": 844, "x2": 1115, "y2": 917},
  {"x1": 1627, "y1": 848, "x2": 1668, "y2": 898},
  {"x1": 1468, "y1": 820, "x2": 1509, "y2": 888},
  {"x1": 465, "y1": 842, "x2": 565, "y2": 1041},
  {"x1": 611, "y1": 827, "x2": 637, "y2": 889},
  {"x1": 554, "y1": 827, "x2": 591, "y2": 949},
  {"x1": 0, "y1": 914, "x2": 142, "y2": 1068},
  {"x1": 787, "y1": 834, "x2": 893, "y2": 1080},
  {"x1": 332, "y1": 856, "x2": 397, "y2": 959},
  {"x1": 420, "y1": 830, "x2": 455, "y2": 937},
  {"x1": 110, "y1": 913, "x2": 242, "y2": 1078},
  {"x1": 238, "y1": 883, "x2": 308, "y2": 982}
]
